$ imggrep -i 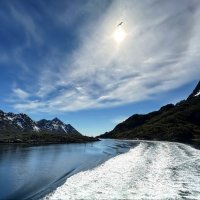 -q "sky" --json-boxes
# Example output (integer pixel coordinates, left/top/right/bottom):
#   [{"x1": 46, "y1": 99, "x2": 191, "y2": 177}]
[{"x1": 0, "y1": 0, "x2": 200, "y2": 136}]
